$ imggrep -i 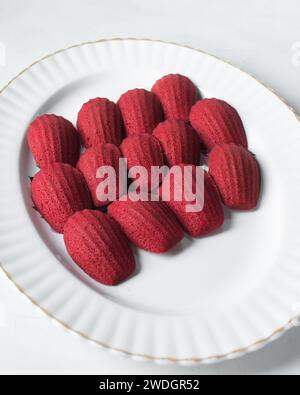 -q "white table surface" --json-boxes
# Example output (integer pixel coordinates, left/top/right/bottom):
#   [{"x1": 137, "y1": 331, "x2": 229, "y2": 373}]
[{"x1": 1, "y1": 0, "x2": 300, "y2": 375}]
